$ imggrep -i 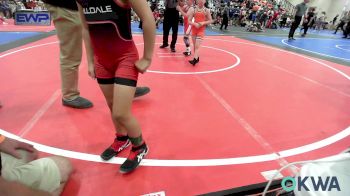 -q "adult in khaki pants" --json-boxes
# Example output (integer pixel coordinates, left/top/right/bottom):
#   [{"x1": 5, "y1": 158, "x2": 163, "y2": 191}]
[
  {"x1": 44, "y1": 1, "x2": 92, "y2": 108},
  {"x1": 43, "y1": 1, "x2": 150, "y2": 109}
]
